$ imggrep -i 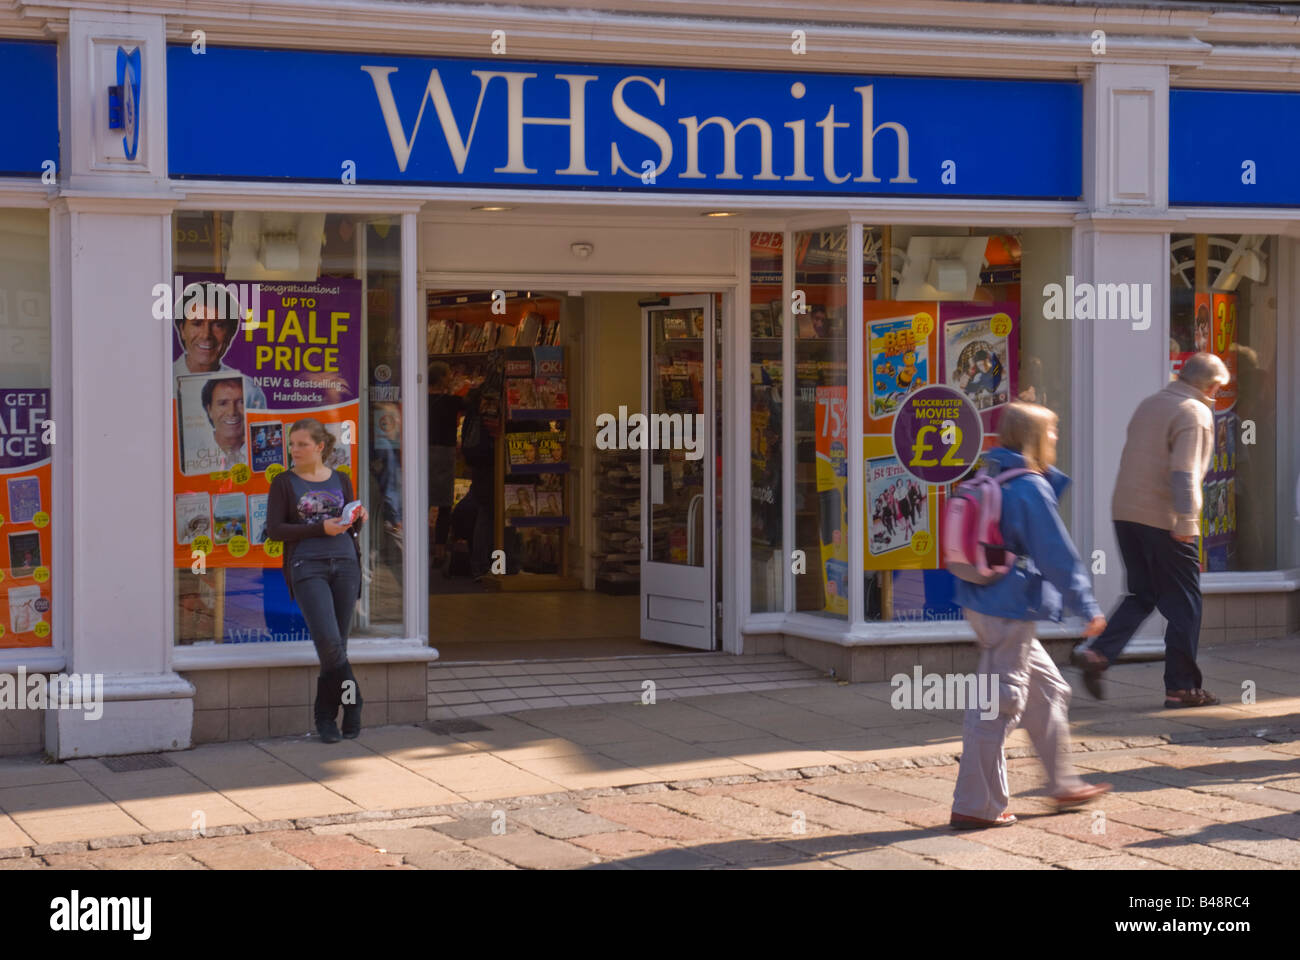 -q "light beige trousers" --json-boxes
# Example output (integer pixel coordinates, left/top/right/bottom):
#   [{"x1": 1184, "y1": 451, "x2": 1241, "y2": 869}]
[{"x1": 951, "y1": 607, "x2": 1087, "y2": 820}]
